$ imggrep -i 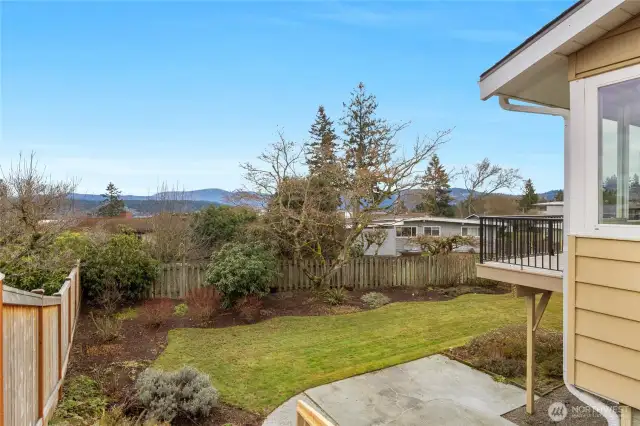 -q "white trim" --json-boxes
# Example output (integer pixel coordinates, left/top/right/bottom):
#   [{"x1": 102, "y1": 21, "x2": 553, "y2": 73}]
[
  {"x1": 480, "y1": 0, "x2": 624, "y2": 100},
  {"x1": 584, "y1": 63, "x2": 640, "y2": 239},
  {"x1": 423, "y1": 226, "x2": 441, "y2": 237}
]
